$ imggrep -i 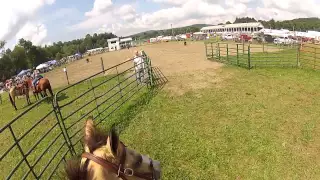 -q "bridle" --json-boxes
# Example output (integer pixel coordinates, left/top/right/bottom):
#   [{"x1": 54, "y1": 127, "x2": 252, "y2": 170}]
[{"x1": 81, "y1": 143, "x2": 157, "y2": 180}]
